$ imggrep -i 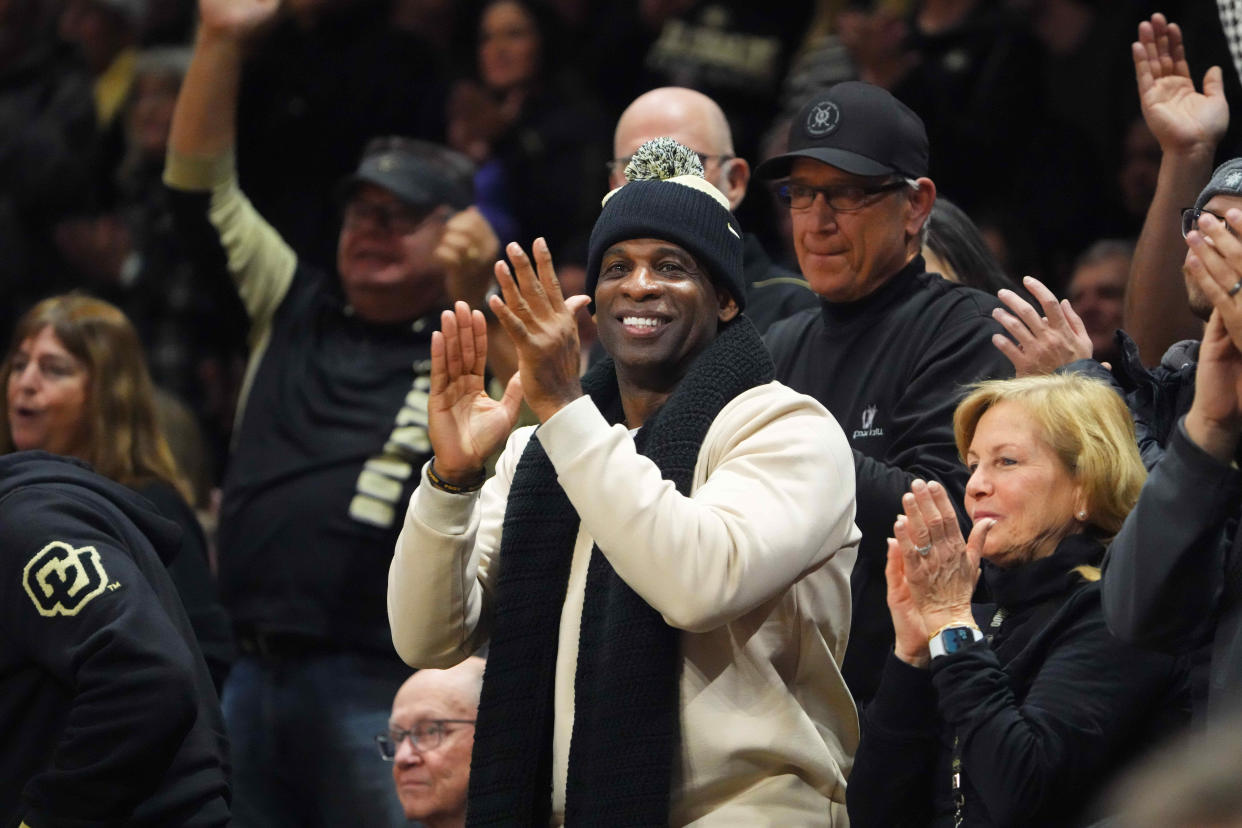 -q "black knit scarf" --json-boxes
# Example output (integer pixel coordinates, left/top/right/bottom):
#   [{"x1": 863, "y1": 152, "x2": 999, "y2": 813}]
[{"x1": 465, "y1": 316, "x2": 773, "y2": 826}]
